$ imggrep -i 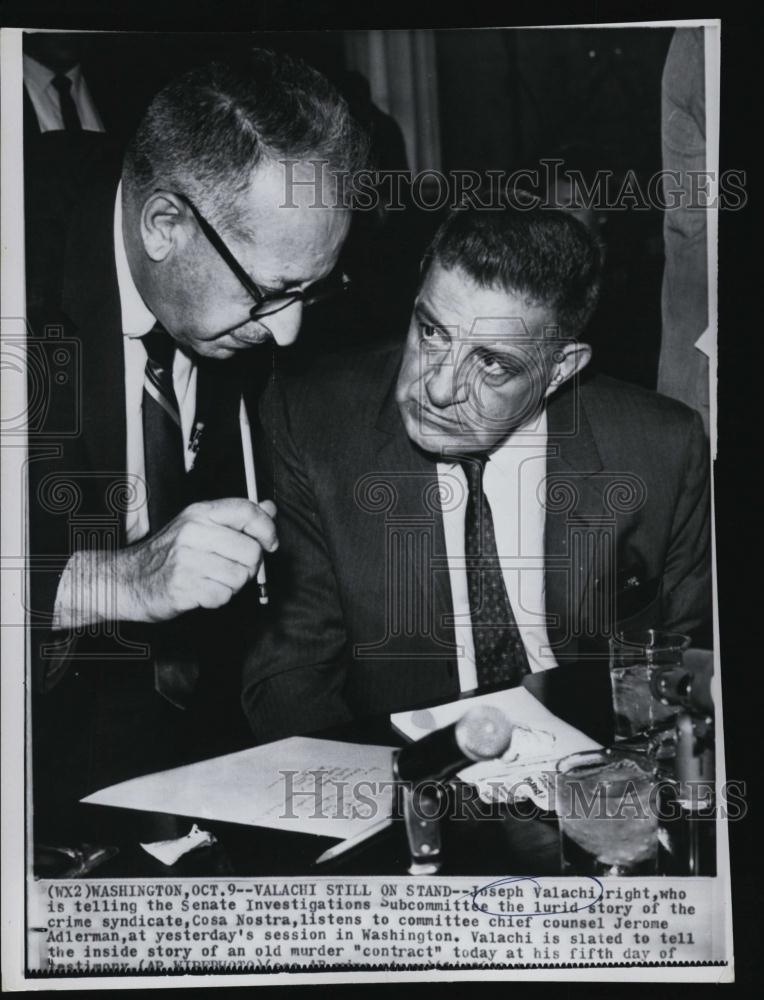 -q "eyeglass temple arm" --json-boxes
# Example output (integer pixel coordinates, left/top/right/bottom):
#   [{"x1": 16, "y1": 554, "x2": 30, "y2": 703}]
[{"x1": 174, "y1": 192, "x2": 264, "y2": 303}]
